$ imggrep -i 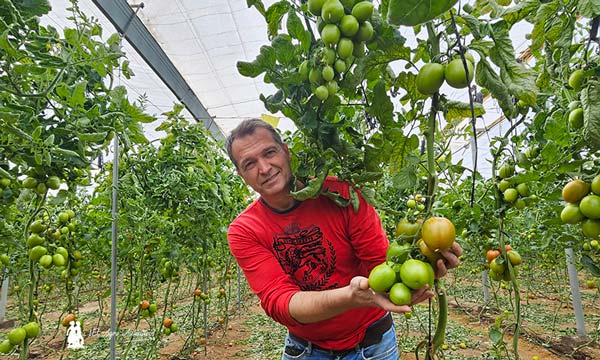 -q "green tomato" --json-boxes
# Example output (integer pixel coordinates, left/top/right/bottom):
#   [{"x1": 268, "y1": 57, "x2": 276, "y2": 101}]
[
  {"x1": 314, "y1": 85, "x2": 329, "y2": 101},
  {"x1": 416, "y1": 63, "x2": 445, "y2": 95},
  {"x1": 339, "y1": 15, "x2": 359, "y2": 37},
  {"x1": 389, "y1": 282, "x2": 411, "y2": 306},
  {"x1": 337, "y1": 38, "x2": 354, "y2": 59},
  {"x1": 352, "y1": 1, "x2": 374, "y2": 22},
  {"x1": 368, "y1": 262, "x2": 397, "y2": 292},
  {"x1": 321, "y1": 24, "x2": 341, "y2": 48},
  {"x1": 445, "y1": 58, "x2": 474, "y2": 89}
]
